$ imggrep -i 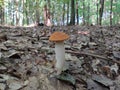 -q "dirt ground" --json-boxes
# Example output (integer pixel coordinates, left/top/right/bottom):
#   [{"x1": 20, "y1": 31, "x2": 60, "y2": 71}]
[{"x1": 0, "y1": 25, "x2": 120, "y2": 90}]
